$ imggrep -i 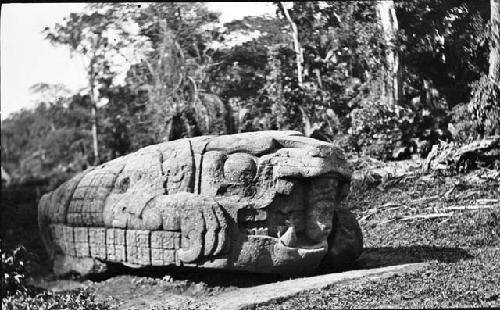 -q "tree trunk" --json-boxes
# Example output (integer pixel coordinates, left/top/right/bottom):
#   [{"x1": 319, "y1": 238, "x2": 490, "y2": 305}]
[
  {"x1": 422, "y1": 79, "x2": 434, "y2": 108},
  {"x1": 489, "y1": 0, "x2": 500, "y2": 82},
  {"x1": 164, "y1": 116, "x2": 173, "y2": 142},
  {"x1": 297, "y1": 106, "x2": 312, "y2": 137},
  {"x1": 280, "y1": 2, "x2": 312, "y2": 135},
  {"x1": 89, "y1": 76, "x2": 100, "y2": 165},
  {"x1": 280, "y1": 2, "x2": 303, "y2": 87},
  {"x1": 377, "y1": 0, "x2": 401, "y2": 106}
]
